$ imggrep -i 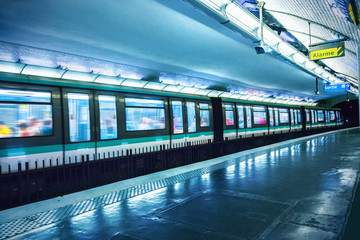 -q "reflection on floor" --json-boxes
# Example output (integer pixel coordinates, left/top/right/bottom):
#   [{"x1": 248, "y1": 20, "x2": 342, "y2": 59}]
[{"x1": 1, "y1": 127, "x2": 359, "y2": 240}]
